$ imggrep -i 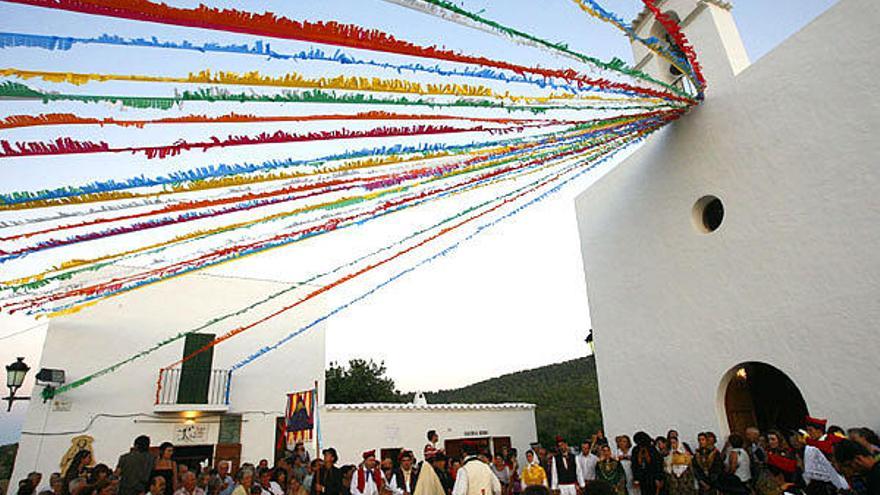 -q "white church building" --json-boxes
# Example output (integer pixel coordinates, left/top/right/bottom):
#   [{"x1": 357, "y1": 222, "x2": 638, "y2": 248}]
[
  {"x1": 9, "y1": 268, "x2": 536, "y2": 481},
  {"x1": 10, "y1": 271, "x2": 329, "y2": 478},
  {"x1": 8, "y1": 0, "x2": 878, "y2": 482},
  {"x1": 576, "y1": 0, "x2": 880, "y2": 439}
]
